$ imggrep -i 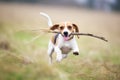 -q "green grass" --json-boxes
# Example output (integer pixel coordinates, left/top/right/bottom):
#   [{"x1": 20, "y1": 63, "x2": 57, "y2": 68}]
[
  {"x1": 0, "y1": 23, "x2": 61, "y2": 80},
  {"x1": 14, "y1": 31, "x2": 49, "y2": 48}
]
